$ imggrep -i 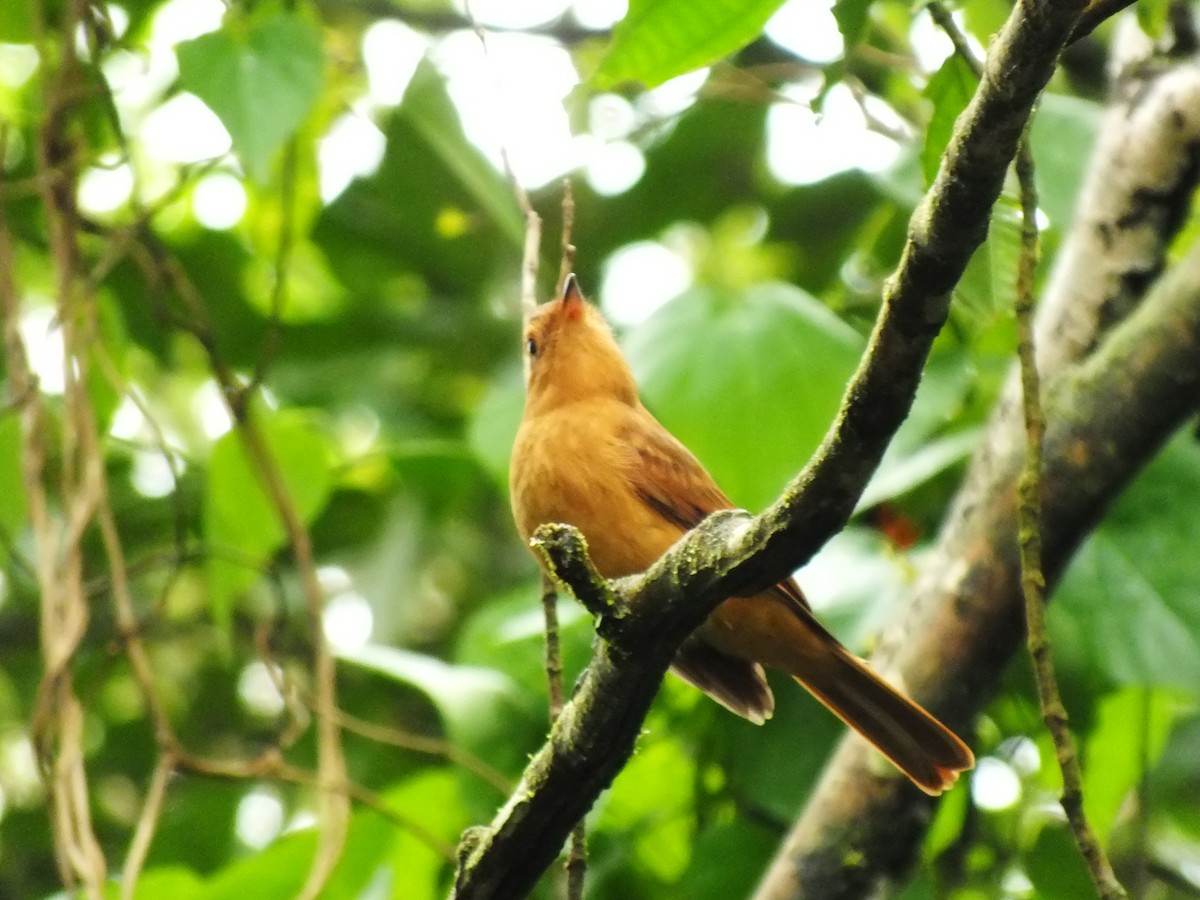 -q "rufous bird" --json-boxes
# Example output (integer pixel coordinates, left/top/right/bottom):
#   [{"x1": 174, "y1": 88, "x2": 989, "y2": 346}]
[{"x1": 509, "y1": 275, "x2": 974, "y2": 794}]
